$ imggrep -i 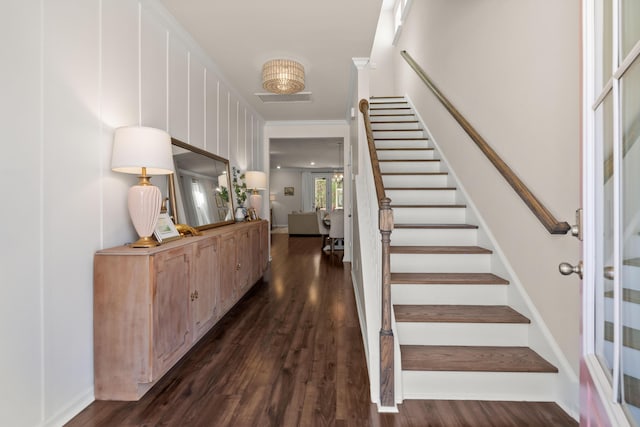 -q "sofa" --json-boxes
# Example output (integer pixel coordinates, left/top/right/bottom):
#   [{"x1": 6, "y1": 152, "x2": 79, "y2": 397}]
[{"x1": 288, "y1": 211, "x2": 320, "y2": 236}]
